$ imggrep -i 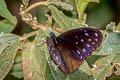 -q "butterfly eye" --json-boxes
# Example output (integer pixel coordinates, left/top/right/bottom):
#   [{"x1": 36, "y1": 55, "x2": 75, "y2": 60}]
[{"x1": 46, "y1": 28, "x2": 103, "y2": 74}]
